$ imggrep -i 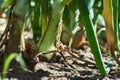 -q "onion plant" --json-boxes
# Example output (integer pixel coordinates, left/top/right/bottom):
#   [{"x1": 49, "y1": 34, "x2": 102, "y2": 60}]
[
  {"x1": 37, "y1": 0, "x2": 71, "y2": 59},
  {"x1": 103, "y1": 0, "x2": 120, "y2": 65},
  {"x1": 0, "y1": 0, "x2": 120, "y2": 78},
  {"x1": 2, "y1": 53, "x2": 26, "y2": 80}
]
